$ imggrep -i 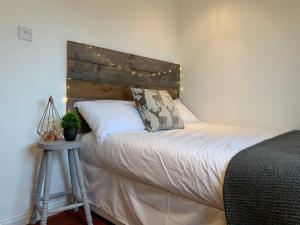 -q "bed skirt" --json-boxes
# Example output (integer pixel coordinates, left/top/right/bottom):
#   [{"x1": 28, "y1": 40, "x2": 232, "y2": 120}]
[{"x1": 81, "y1": 161, "x2": 226, "y2": 225}]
